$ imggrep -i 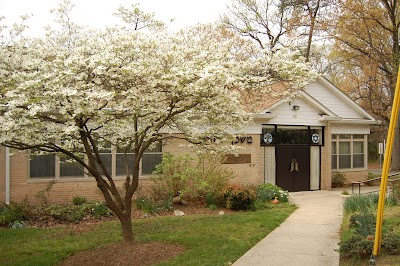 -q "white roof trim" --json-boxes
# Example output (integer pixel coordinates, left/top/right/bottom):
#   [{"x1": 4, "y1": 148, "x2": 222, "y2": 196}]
[
  {"x1": 329, "y1": 118, "x2": 379, "y2": 125},
  {"x1": 260, "y1": 89, "x2": 339, "y2": 117},
  {"x1": 320, "y1": 115, "x2": 343, "y2": 121}
]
